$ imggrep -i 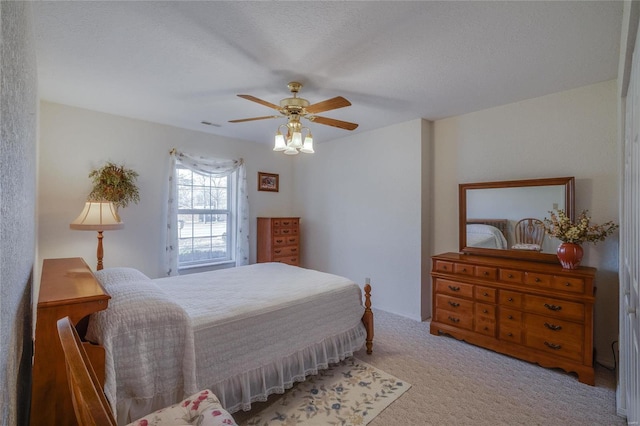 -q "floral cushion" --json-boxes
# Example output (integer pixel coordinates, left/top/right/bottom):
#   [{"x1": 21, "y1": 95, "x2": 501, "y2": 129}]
[{"x1": 127, "y1": 390, "x2": 237, "y2": 426}]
